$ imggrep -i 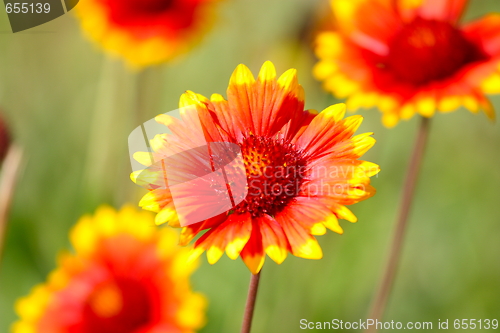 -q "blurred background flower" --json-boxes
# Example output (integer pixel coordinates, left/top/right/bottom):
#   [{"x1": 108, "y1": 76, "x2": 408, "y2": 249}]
[
  {"x1": 0, "y1": 0, "x2": 499, "y2": 332},
  {"x1": 314, "y1": 0, "x2": 500, "y2": 127},
  {"x1": 11, "y1": 205, "x2": 206, "y2": 333},
  {"x1": 76, "y1": 0, "x2": 221, "y2": 68}
]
